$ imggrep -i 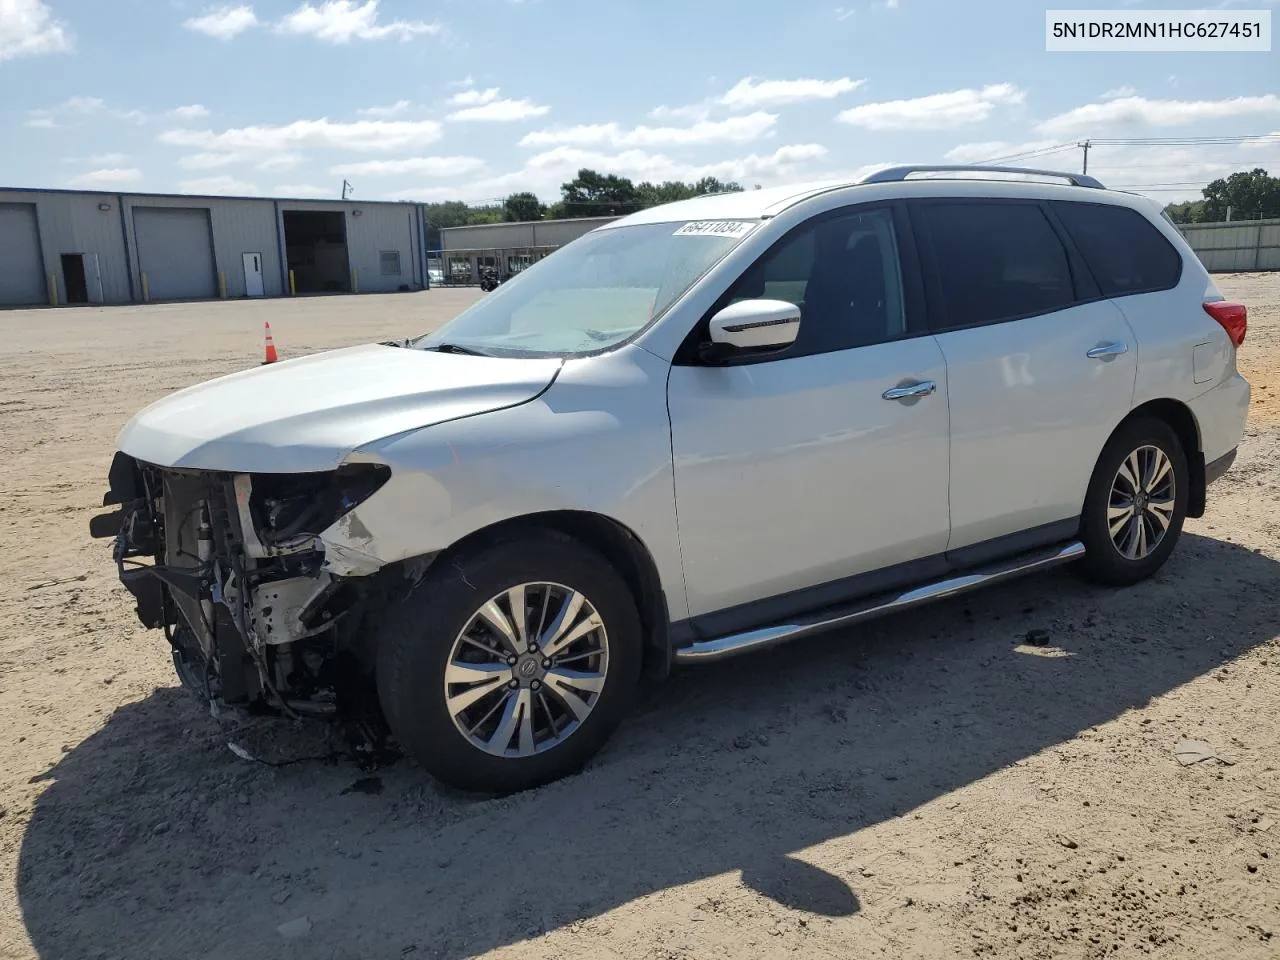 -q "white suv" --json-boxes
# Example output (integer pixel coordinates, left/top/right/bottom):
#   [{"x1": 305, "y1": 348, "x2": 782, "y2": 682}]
[{"x1": 92, "y1": 165, "x2": 1250, "y2": 793}]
